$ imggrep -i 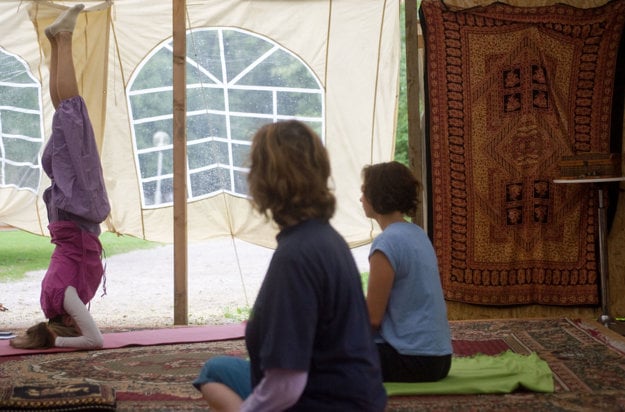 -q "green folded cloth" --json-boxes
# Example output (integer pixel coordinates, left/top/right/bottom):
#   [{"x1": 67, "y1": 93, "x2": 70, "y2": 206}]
[{"x1": 384, "y1": 351, "x2": 554, "y2": 396}]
